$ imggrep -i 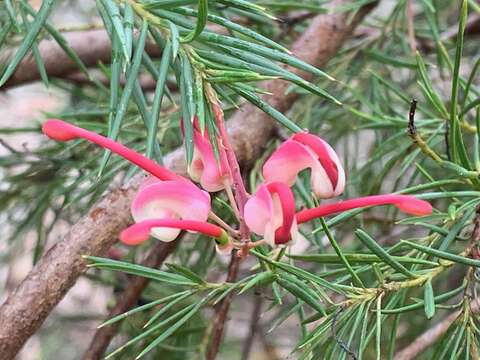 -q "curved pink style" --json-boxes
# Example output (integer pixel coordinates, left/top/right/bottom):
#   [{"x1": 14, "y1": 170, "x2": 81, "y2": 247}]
[
  {"x1": 244, "y1": 182, "x2": 298, "y2": 246},
  {"x1": 263, "y1": 132, "x2": 345, "y2": 199},
  {"x1": 296, "y1": 194, "x2": 433, "y2": 224},
  {"x1": 120, "y1": 218, "x2": 226, "y2": 245},
  {"x1": 131, "y1": 180, "x2": 211, "y2": 242},
  {"x1": 43, "y1": 119, "x2": 182, "y2": 181},
  {"x1": 185, "y1": 119, "x2": 231, "y2": 192}
]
